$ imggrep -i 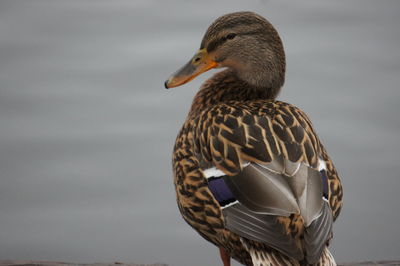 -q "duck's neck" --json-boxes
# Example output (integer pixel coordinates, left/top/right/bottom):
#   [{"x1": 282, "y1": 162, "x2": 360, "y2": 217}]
[{"x1": 188, "y1": 69, "x2": 281, "y2": 117}]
